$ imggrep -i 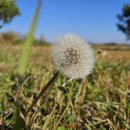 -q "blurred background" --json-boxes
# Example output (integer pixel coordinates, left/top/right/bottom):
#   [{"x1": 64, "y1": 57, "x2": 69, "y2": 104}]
[{"x1": 0, "y1": 0, "x2": 130, "y2": 63}]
